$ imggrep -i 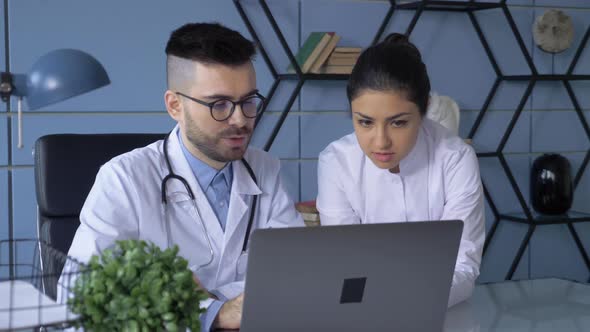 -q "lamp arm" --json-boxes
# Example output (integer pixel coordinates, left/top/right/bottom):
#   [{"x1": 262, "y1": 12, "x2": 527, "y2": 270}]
[
  {"x1": 17, "y1": 97, "x2": 23, "y2": 149},
  {"x1": 0, "y1": 72, "x2": 27, "y2": 149}
]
